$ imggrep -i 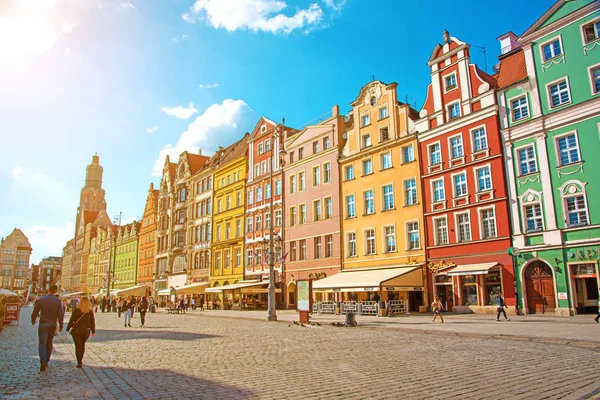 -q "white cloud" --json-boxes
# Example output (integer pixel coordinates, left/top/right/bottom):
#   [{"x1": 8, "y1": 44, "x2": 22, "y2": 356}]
[
  {"x1": 182, "y1": 34, "x2": 189, "y2": 39},
  {"x1": 198, "y1": 83, "x2": 219, "y2": 89},
  {"x1": 146, "y1": 125, "x2": 159, "y2": 134},
  {"x1": 26, "y1": 222, "x2": 75, "y2": 264},
  {"x1": 170, "y1": 34, "x2": 189, "y2": 43},
  {"x1": 152, "y1": 99, "x2": 253, "y2": 177},
  {"x1": 323, "y1": 0, "x2": 346, "y2": 12},
  {"x1": 119, "y1": 2, "x2": 136, "y2": 10},
  {"x1": 12, "y1": 166, "x2": 25, "y2": 178},
  {"x1": 122, "y1": 216, "x2": 137, "y2": 224},
  {"x1": 183, "y1": 0, "x2": 324, "y2": 34},
  {"x1": 161, "y1": 103, "x2": 199, "y2": 120}
]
